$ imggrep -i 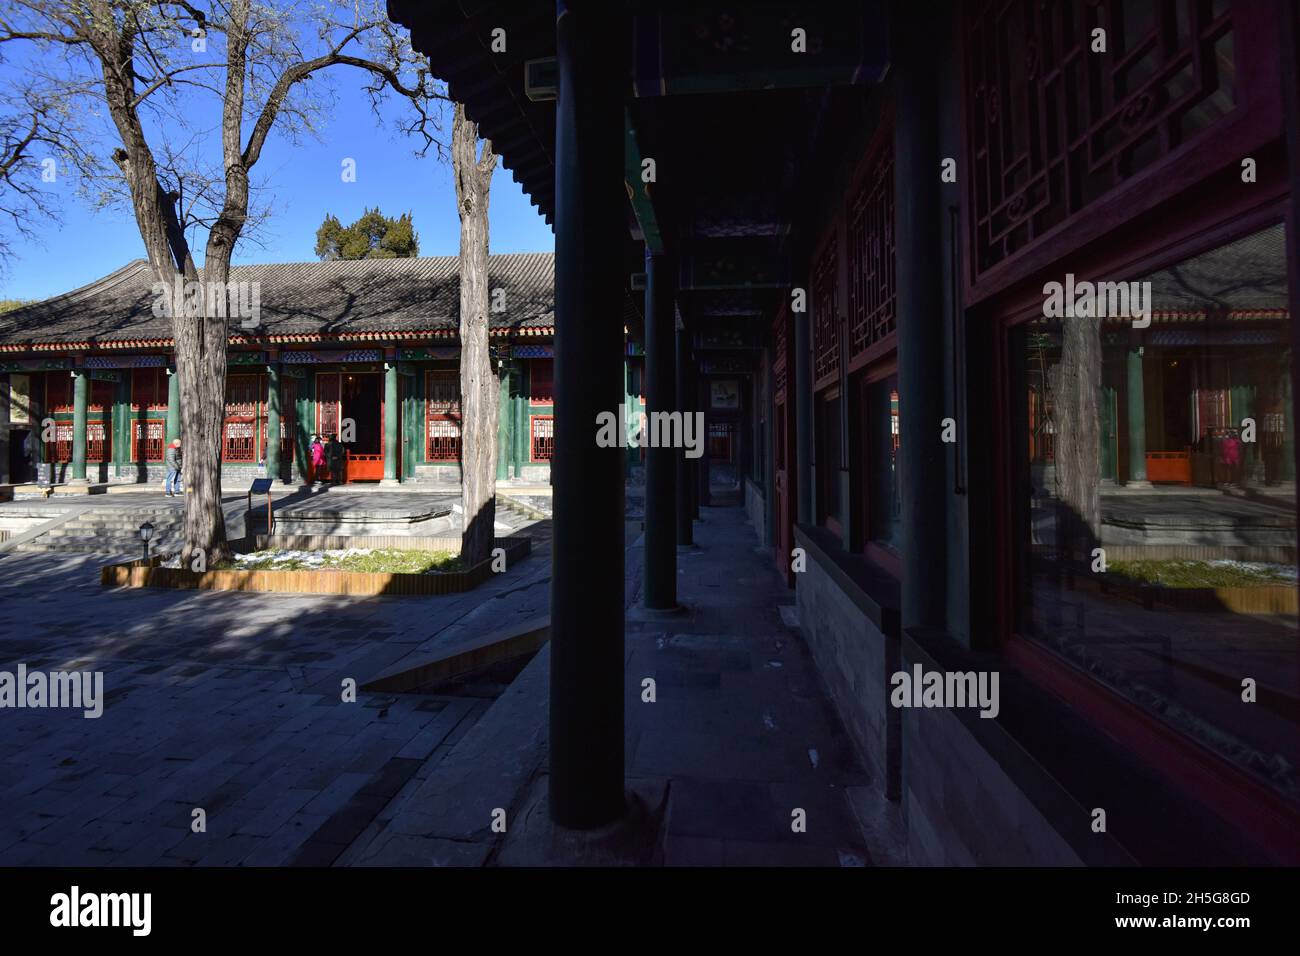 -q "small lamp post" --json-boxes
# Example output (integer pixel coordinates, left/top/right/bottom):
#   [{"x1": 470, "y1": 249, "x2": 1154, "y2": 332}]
[{"x1": 139, "y1": 520, "x2": 155, "y2": 564}]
